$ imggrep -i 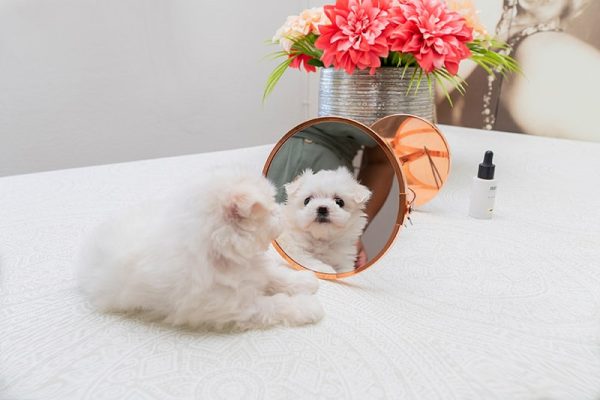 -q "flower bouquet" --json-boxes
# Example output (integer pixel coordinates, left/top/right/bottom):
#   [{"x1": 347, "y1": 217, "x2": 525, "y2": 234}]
[{"x1": 265, "y1": 0, "x2": 519, "y2": 106}]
